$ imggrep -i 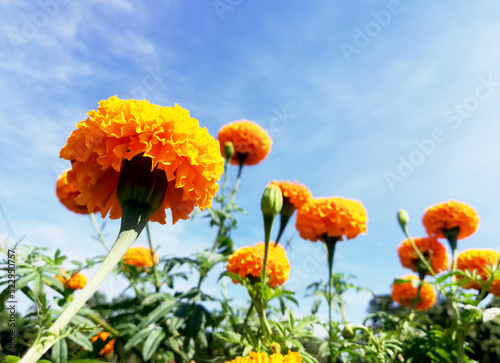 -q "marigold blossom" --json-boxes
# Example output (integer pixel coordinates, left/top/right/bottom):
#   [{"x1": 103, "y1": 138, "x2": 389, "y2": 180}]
[
  {"x1": 270, "y1": 180, "x2": 312, "y2": 210},
  {"x1": 225, "y1": 350, "x2": 302, "y2": 363},
  {"x1": 422, "y1": 200, "x2": 479, "y2": 240},
  {"x1": 227, "y1": 243, "x2": 291, "y2": 288},
  {"x1": 397, "y1": 236, "x2": 449, "y2": 275},
  {"x1": 391, "y1": 274, "x2": 437, "y2": 311},
  {"x1": 90, "y1": 332, "x2": 116, "y2": 357},
  {"x1": 56, "y1": 170, "x2": 94, "y2": 214},
  {"x1": 295, "y1": 197, "x2": 368, "y2": 242},
  {"x1": 217, "y1": 120, "x2": 272, "y2": 166},
  {"x1": 122, "y1": 246, "x2": 159, "y2": 268},
  {"x1": 456, "y1": 249, "x2": 500, "y2": 290},
  {"x1": 489, "y1": 279, "x2": 500, "y2": 297},
  {"x1": 56, "y1": 270, "x2": 87, "y2": 290},
  {"x1": 60, "y1": 96, "x2": 224, "y2": 225}
]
